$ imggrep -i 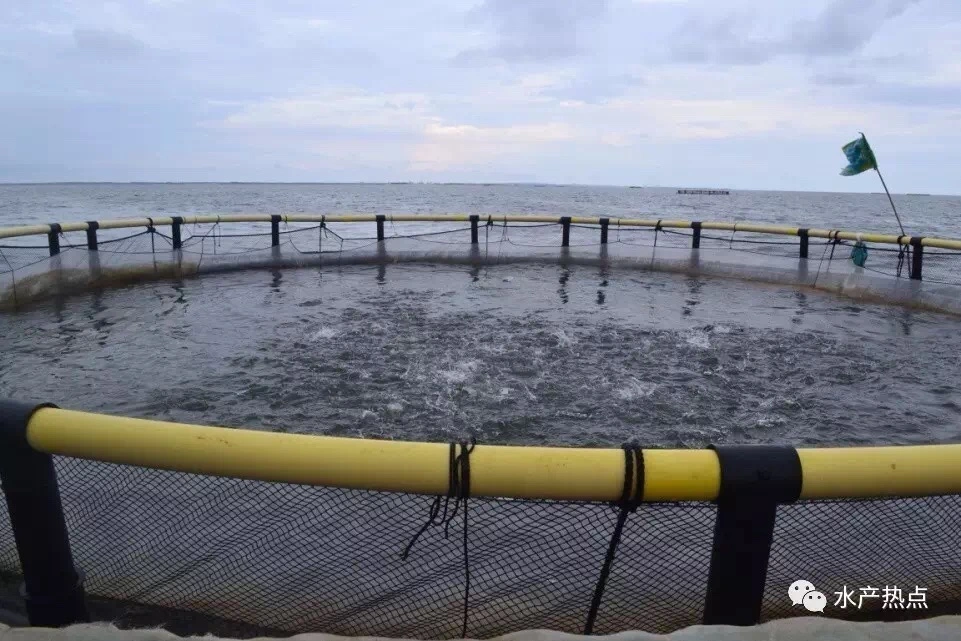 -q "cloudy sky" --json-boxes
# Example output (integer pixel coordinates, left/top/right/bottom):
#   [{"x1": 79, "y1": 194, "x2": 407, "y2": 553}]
[{"x1": 3, "y1": 0, "x2": 961, "y2": 191}]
